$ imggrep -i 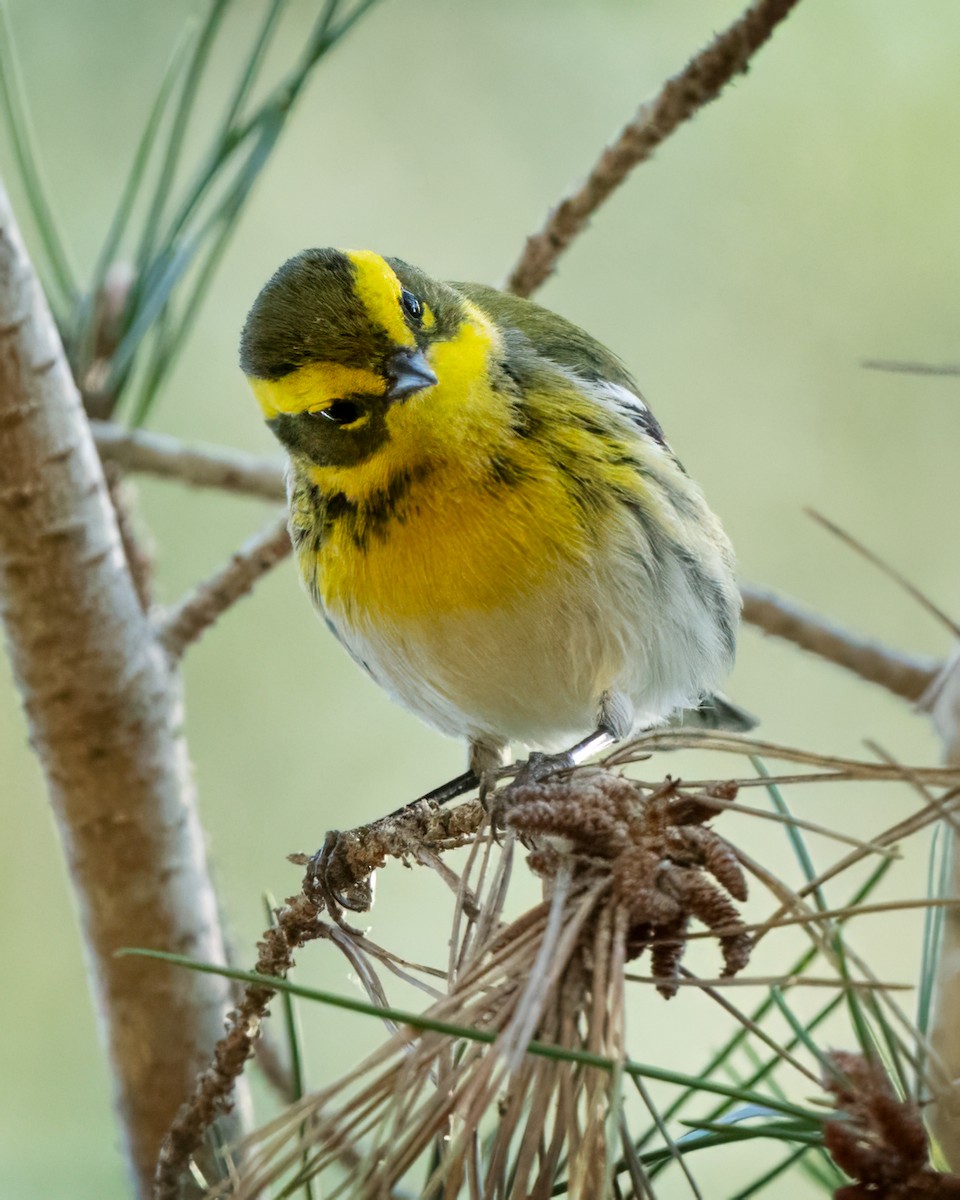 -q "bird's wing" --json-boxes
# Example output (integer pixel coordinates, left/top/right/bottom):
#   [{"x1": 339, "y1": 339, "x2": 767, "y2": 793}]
[
  {"x1": 451, "y1": 281, "x2": 668, "y2": 447},
  {"x1": 672, "y1": 692, "x2": 758, "y2": 733}
]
